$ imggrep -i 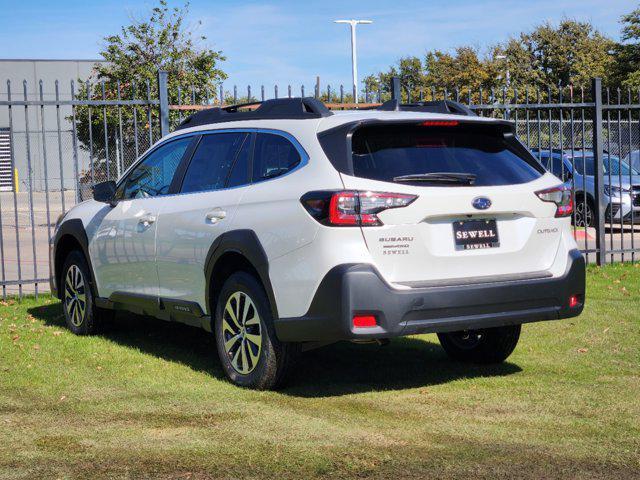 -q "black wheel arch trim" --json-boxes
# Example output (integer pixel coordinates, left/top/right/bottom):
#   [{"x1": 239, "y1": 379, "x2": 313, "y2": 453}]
[
  {"x1": 52, "y1": 219, "x2": 98, "y2": 300},
  {"x1": 204, "y1": 229, "x2": 277, "y2": 319}
]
